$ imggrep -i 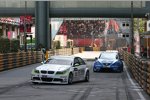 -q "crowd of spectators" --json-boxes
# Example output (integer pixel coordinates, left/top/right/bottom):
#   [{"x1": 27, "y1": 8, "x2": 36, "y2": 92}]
[
  {"x1": 58, "y1": 20, "x2": 106, "y2": 39},
  {"x1": 57, "y1": 19, "x2": 123, "y2": 48}
]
